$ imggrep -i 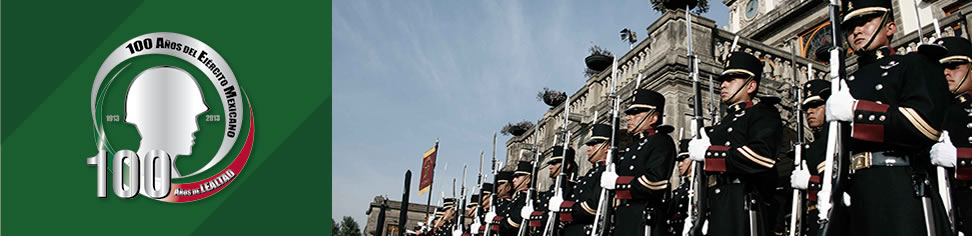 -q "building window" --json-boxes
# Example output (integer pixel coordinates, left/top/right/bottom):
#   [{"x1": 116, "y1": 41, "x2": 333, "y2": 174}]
[{"x1": 799, "y1": 21, "x2": 833, "y2": 62}]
